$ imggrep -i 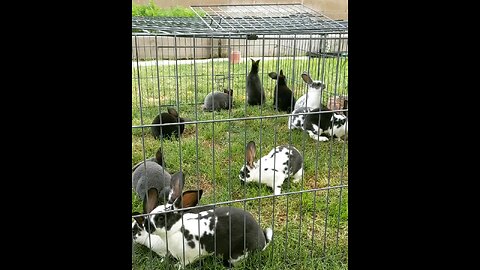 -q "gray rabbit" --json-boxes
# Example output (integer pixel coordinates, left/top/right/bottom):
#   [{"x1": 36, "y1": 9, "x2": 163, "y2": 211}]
[
  {"x1": 132, "y1": 147, "x2": 165, "y2": 172},
  {"x1": 202, "y1": 88, "x2": 233, "y2": 112},
  {"x1": 132, "y1": 147, "x2": 172, "y2": 209}
]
